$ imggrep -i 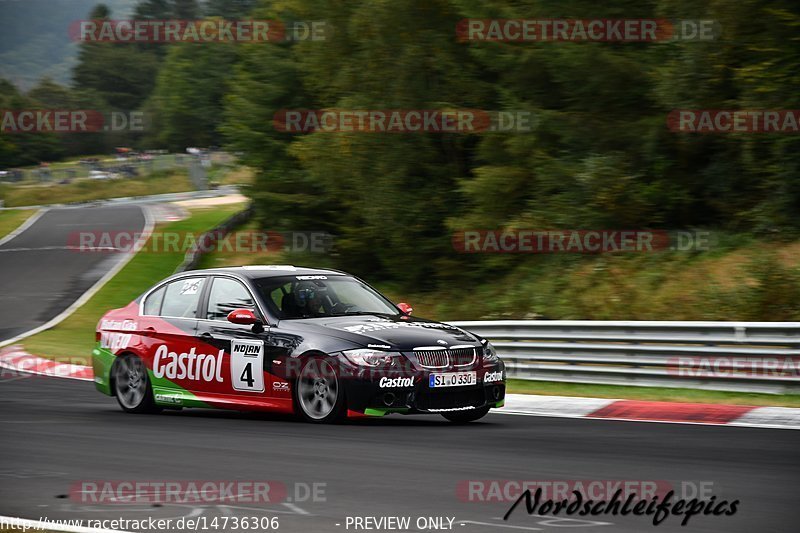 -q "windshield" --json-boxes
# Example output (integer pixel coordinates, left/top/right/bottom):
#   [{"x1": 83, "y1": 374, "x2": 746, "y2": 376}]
[{"x1": 254, "y1": 275, "x2": 400, "y2": 320}]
